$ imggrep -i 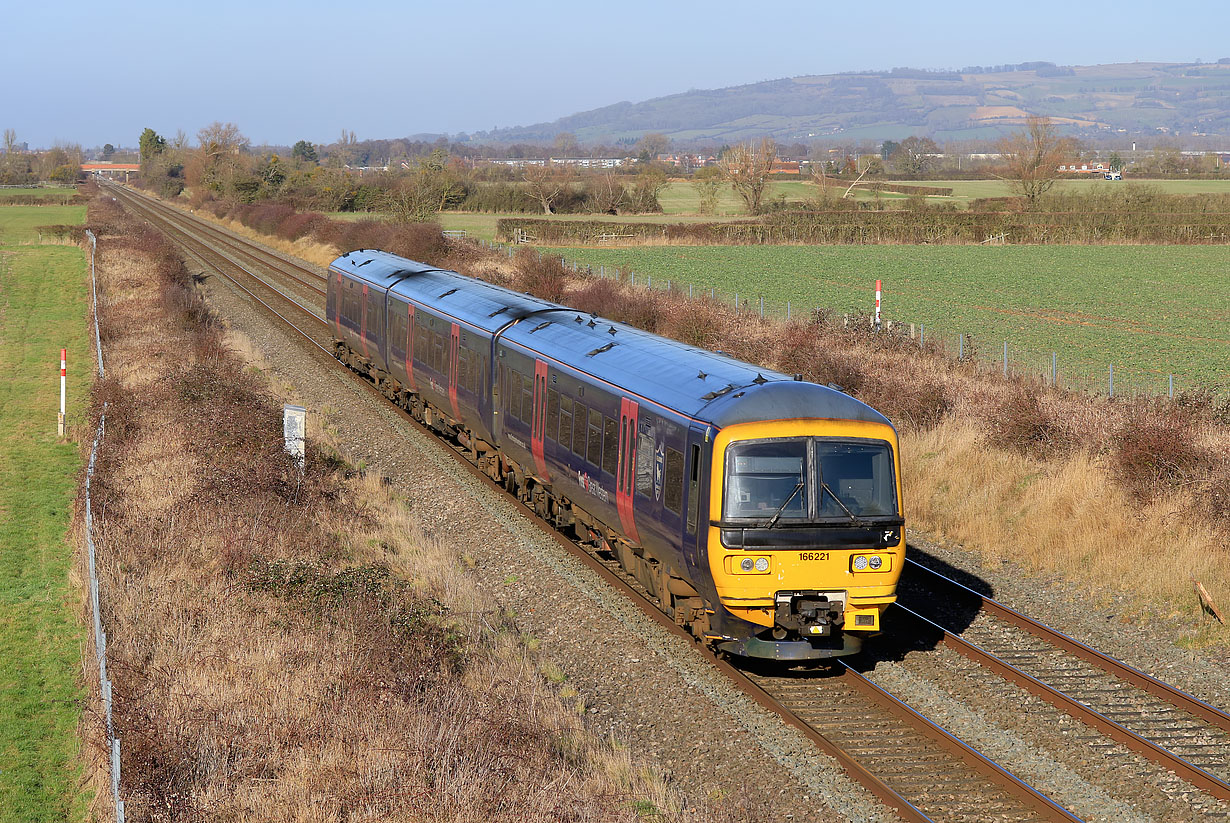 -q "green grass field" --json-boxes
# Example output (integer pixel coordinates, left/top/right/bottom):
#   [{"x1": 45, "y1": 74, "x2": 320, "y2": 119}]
[
  {"x1": 0, "y1": 204, "x2": 90, "y2": 822},
  {"x1": 0, "y1": 187, "x2": 78, "y2": 202},
  {"x1": 540, "y1": 244, "x2": 1230, "y2": 391},
  {"x1": 0, "y1": 205, "x2": 87, "y2": 244}
]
